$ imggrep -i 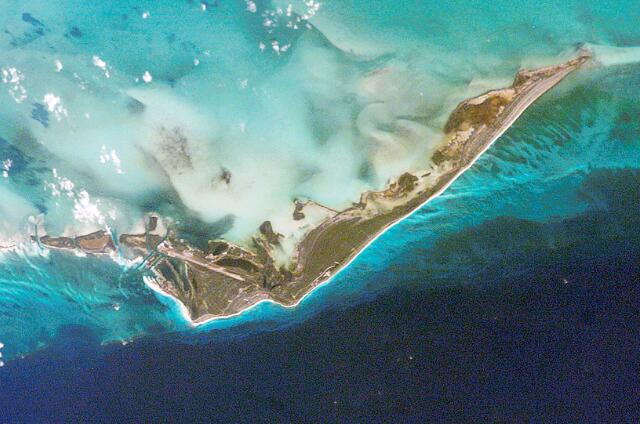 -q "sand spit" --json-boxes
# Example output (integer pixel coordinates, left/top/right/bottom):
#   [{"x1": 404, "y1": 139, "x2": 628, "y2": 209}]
[{"x1": 39, "y1": 53, "x2": 591, "y2": 325}]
